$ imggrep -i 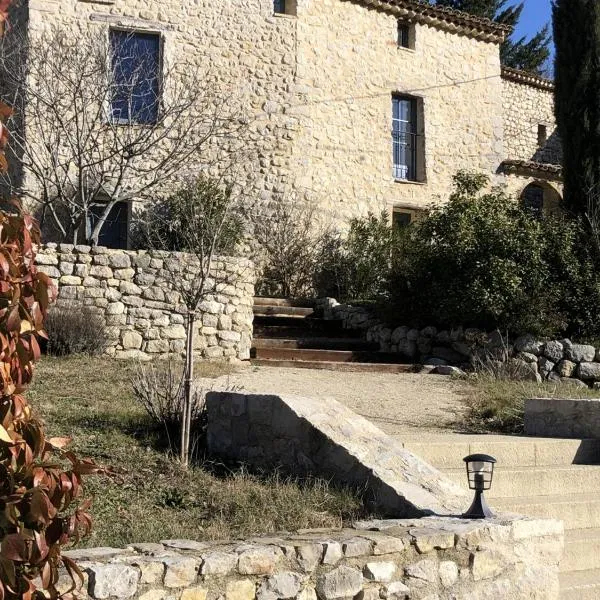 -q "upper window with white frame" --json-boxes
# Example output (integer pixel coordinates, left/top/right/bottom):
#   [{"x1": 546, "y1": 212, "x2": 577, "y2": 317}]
[
  {"x1": 392, "y1": 95, "x2": 421, "y2": 181},
  {"x1": 110, "y1": 29, "x2": 161, "y2": 124}
]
